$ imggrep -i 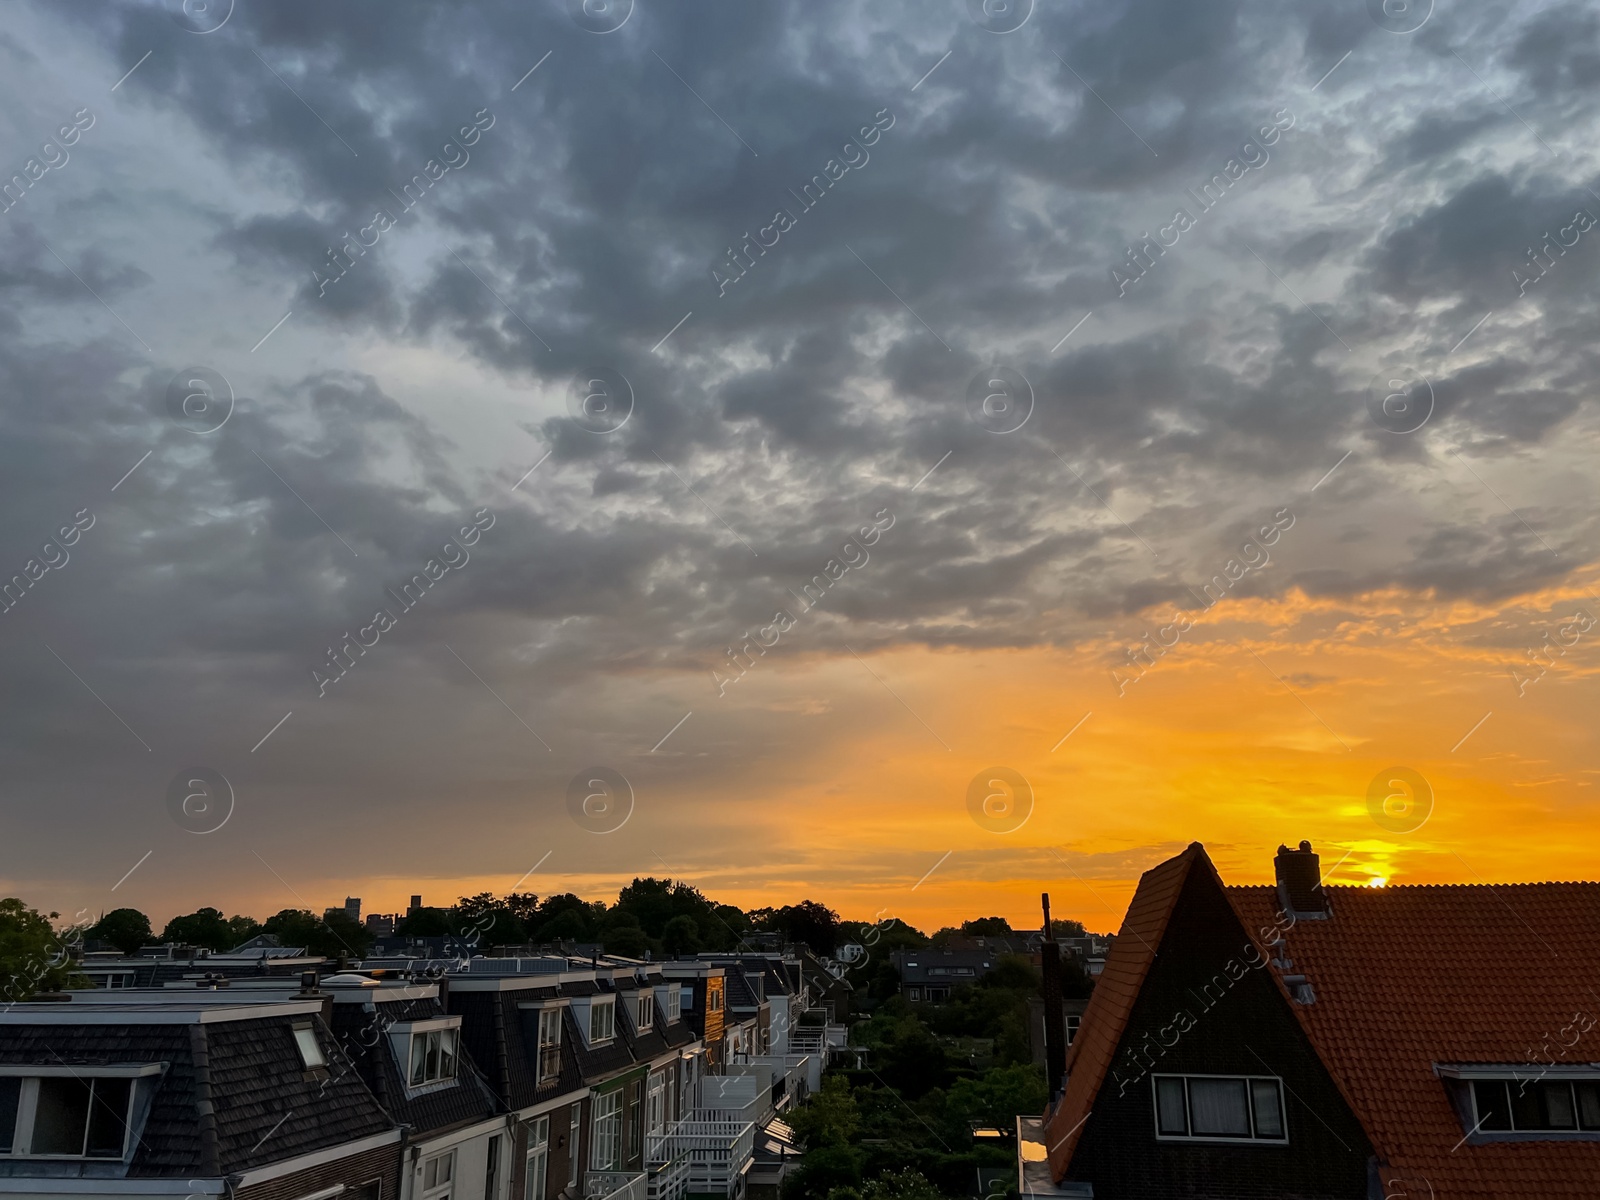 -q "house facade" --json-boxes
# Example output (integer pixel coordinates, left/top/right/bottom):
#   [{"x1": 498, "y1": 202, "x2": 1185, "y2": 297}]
[{"x1": 1020, "y1": 840, "x2": 1600, "y2": 1199}]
